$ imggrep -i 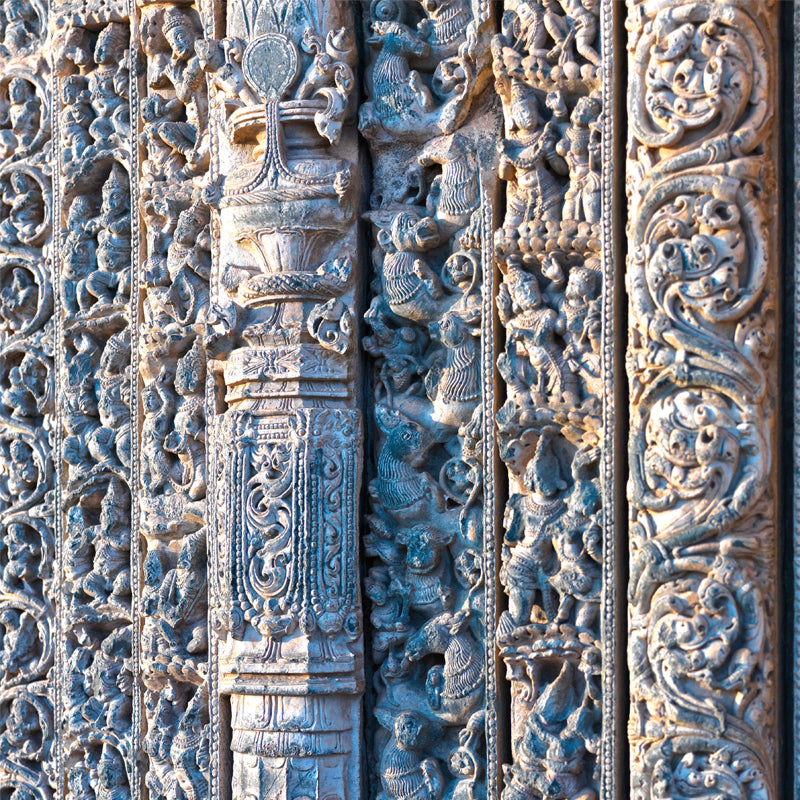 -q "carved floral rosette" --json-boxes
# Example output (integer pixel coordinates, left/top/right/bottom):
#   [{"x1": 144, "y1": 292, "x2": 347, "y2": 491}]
[
  {"x1": 135, "y1": 0, "x2": 212, "y2": 797},
  {"x1": 626, "y1": 1, "x2": 778, "y2": 797},
  {"x1": 492, "y1": 0, "x2": 605, "y2": 797},
  {"x1": 52, "y1": 12, "x2": 137, "y2": 800},
  {"x1": 360, "y1": 0, "x2": 498, "y2": 796},
  {"x1": 0, "y1": 1, "x2": 54, "y2": 798}
]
